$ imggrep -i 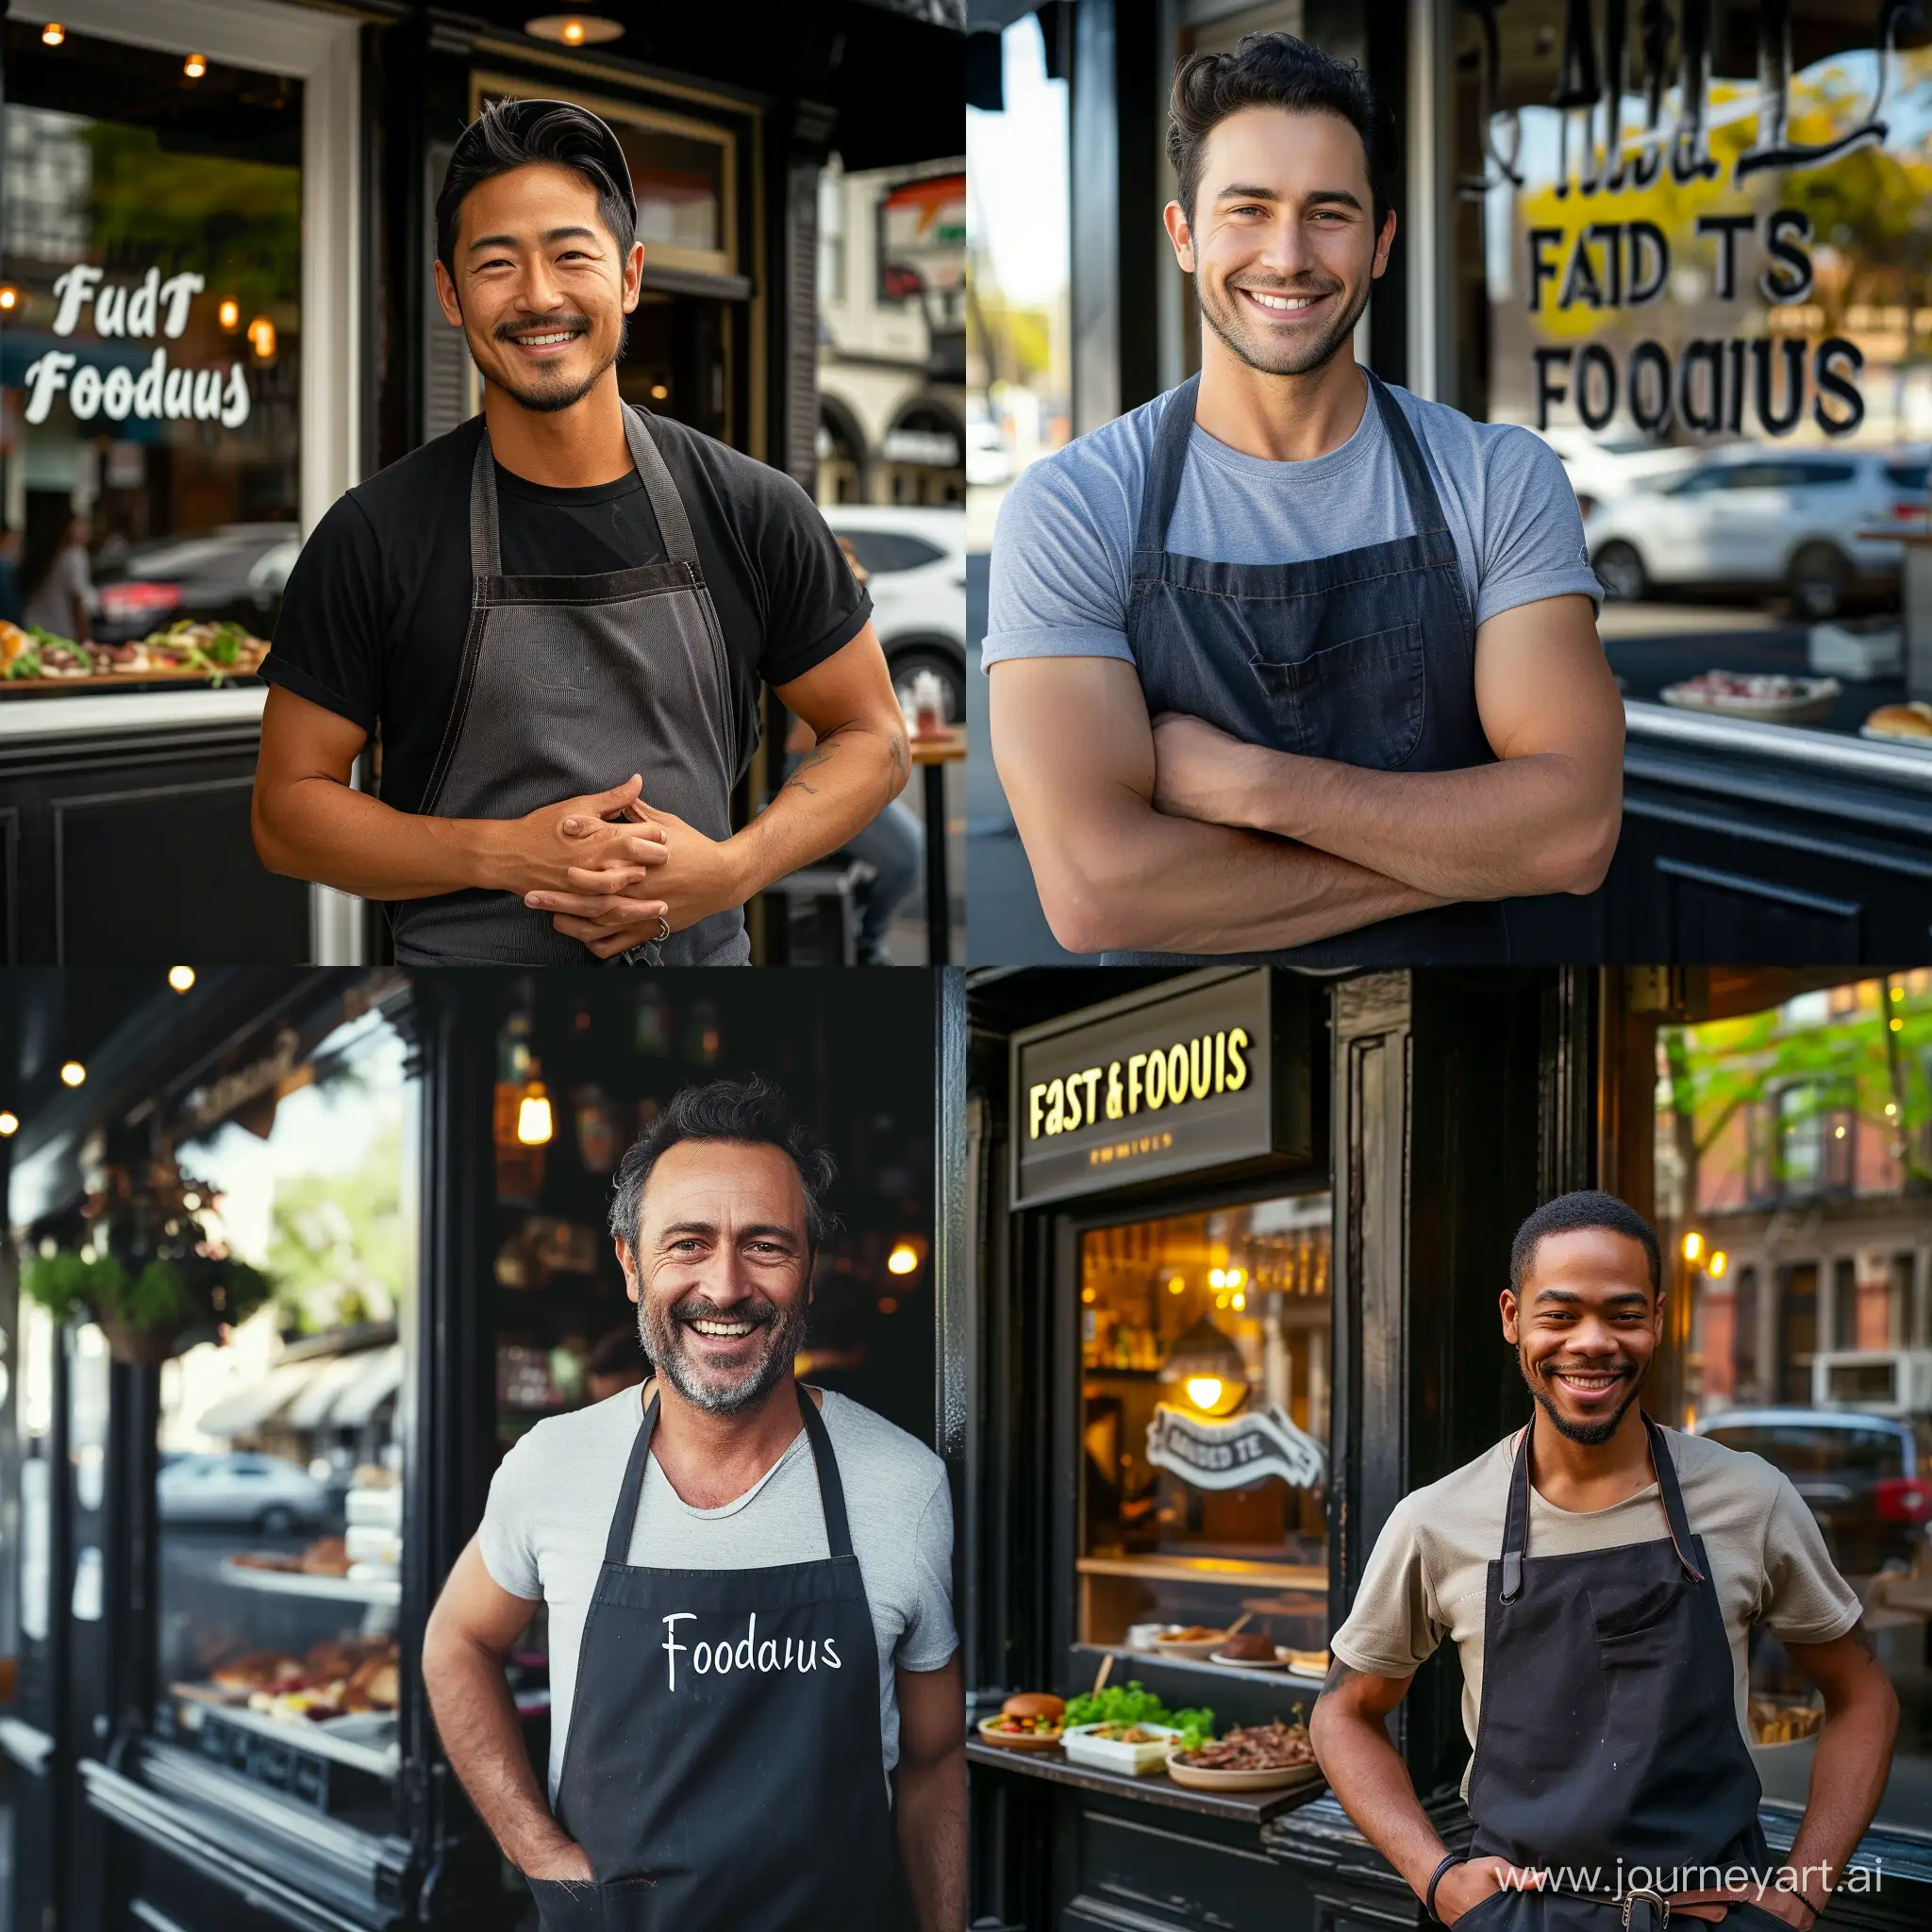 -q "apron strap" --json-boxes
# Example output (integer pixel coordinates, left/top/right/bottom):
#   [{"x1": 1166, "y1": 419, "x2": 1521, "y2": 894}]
[
  {"x1": 466, "y1": 407, "x2": 702, "y2": 582},
  {"x1": 1363, "y1": 366, "x2": 1455, "y2": 545},
  {"x1": 1641, "y1": 1411, "x2": 1707, "y2": 1585},
  {"x1": 1131, "y1": 375, "x2": 1201, "y2": 570},
  {"x1": 599, "y1": 1382, "x2": 855, "y2": 1567}
]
